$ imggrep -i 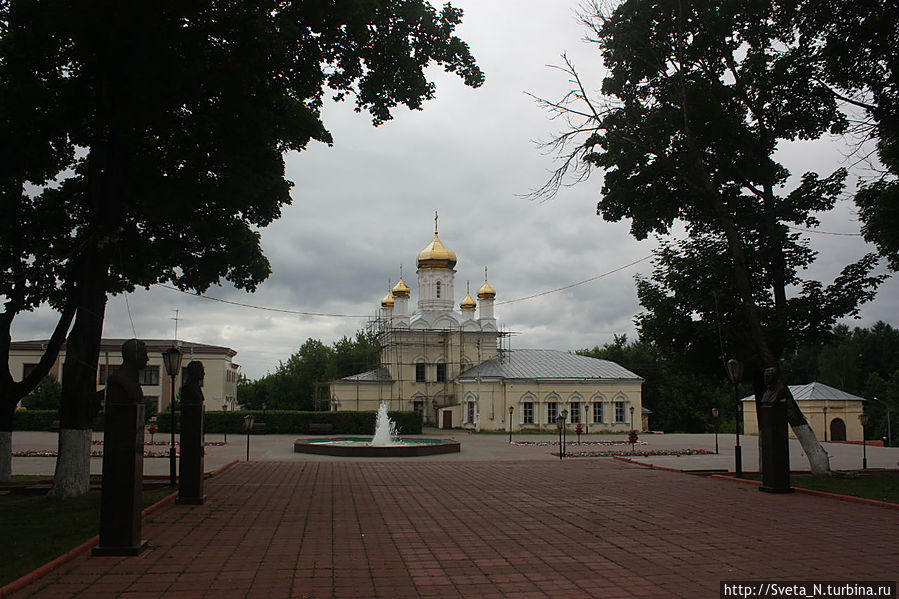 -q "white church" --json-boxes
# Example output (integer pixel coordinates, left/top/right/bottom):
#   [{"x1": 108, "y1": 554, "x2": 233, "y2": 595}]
[{"x1": 329, "y1": 220, "x2": 644, "y2": 432}]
